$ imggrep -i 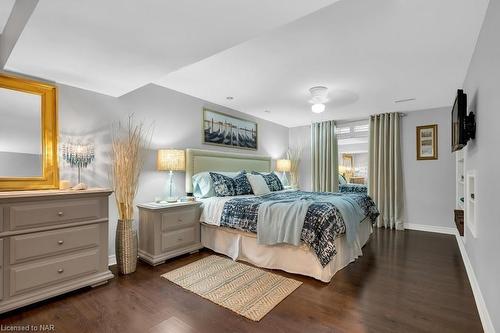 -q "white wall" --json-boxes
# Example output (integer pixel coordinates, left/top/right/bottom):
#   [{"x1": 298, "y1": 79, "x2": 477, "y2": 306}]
[
  {"x1": 402, "y1": 107, "x2": 456, "y2": 229},
  {"x1": 462, "y1": 0, "x2": 500, "y2": 330},
  {"x1": 58, "y1": 83, "x2": 290, "y2": 256}
]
